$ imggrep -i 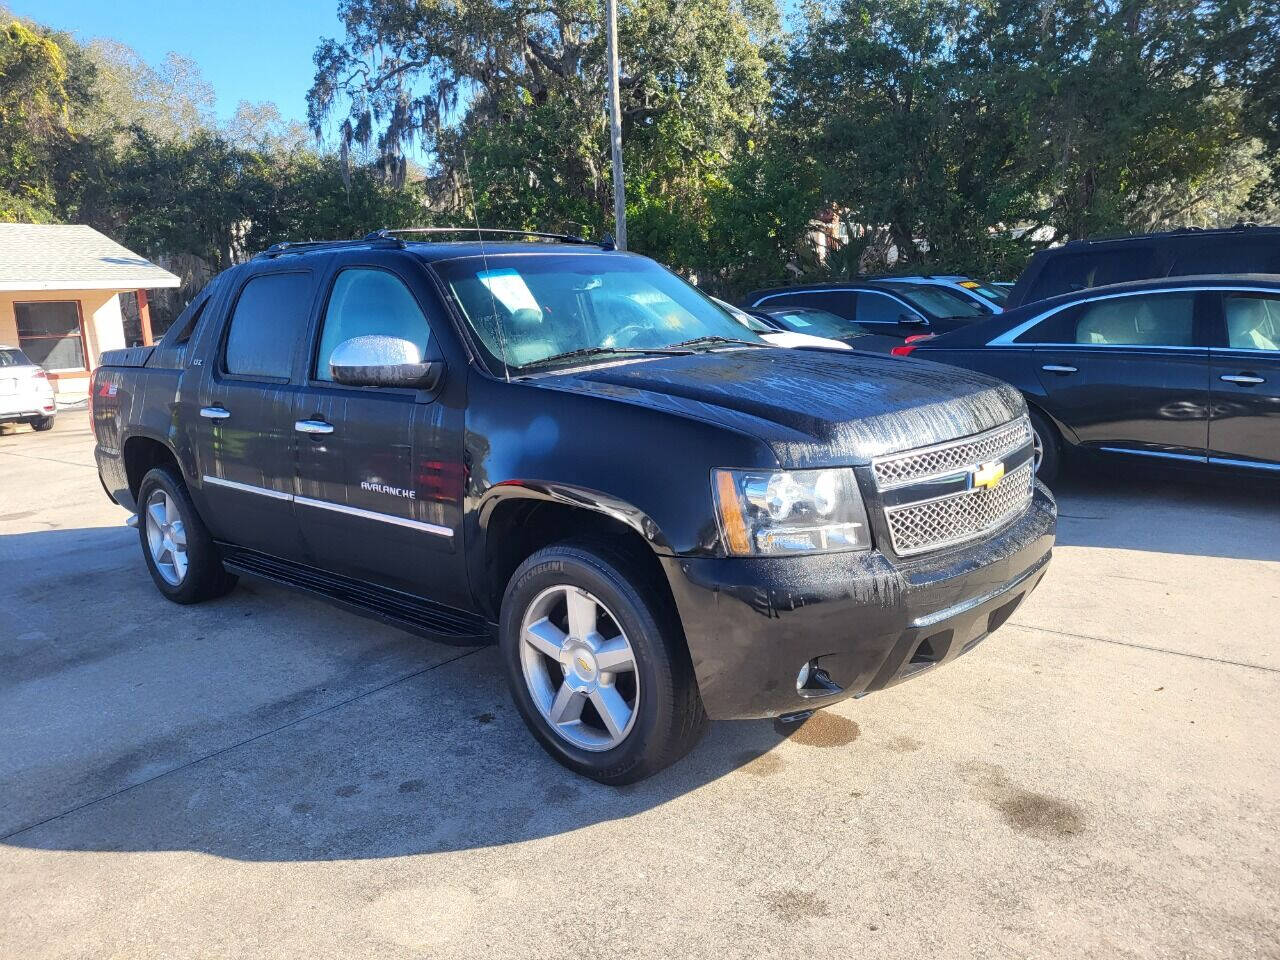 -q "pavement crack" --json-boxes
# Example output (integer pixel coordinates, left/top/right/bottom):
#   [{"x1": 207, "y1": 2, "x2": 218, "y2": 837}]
[
  {"x1": 1008, "y1": 622, "x2": 1277, "y2": 674},
  {"x1": 0, "y1": 647, "x2": 482, "y2": 842},
  {"x1": 0, "y1": 450, "x2": 97, "y2": 469}
]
